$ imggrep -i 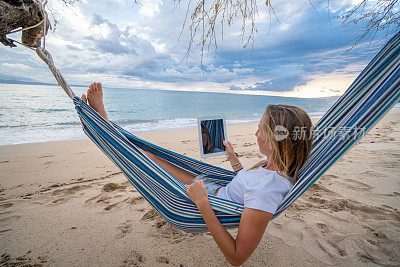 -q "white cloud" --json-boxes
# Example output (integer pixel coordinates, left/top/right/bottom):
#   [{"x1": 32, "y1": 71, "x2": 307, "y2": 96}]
[
  {"x1": 139, "y1": 0, "x2": 163, "y2": 18},
  {"x1": 47, "y1": 0, "x2": 91, "y2": 36},
  {"x1": 2, "y1": 63, "x2": 34, "y2": 70}
]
